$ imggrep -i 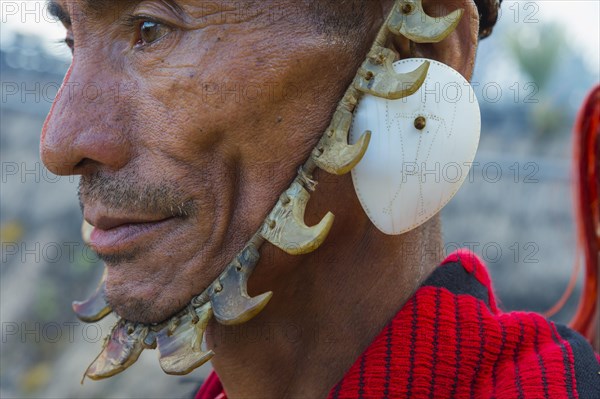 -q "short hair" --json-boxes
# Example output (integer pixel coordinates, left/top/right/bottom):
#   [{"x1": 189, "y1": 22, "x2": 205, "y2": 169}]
[
  {"x1": 305, "y1": 1, "x2": 369, "y2": 36},
  {"x1": 476, "y1": 0, "x2": 502, "y2": 39}
]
